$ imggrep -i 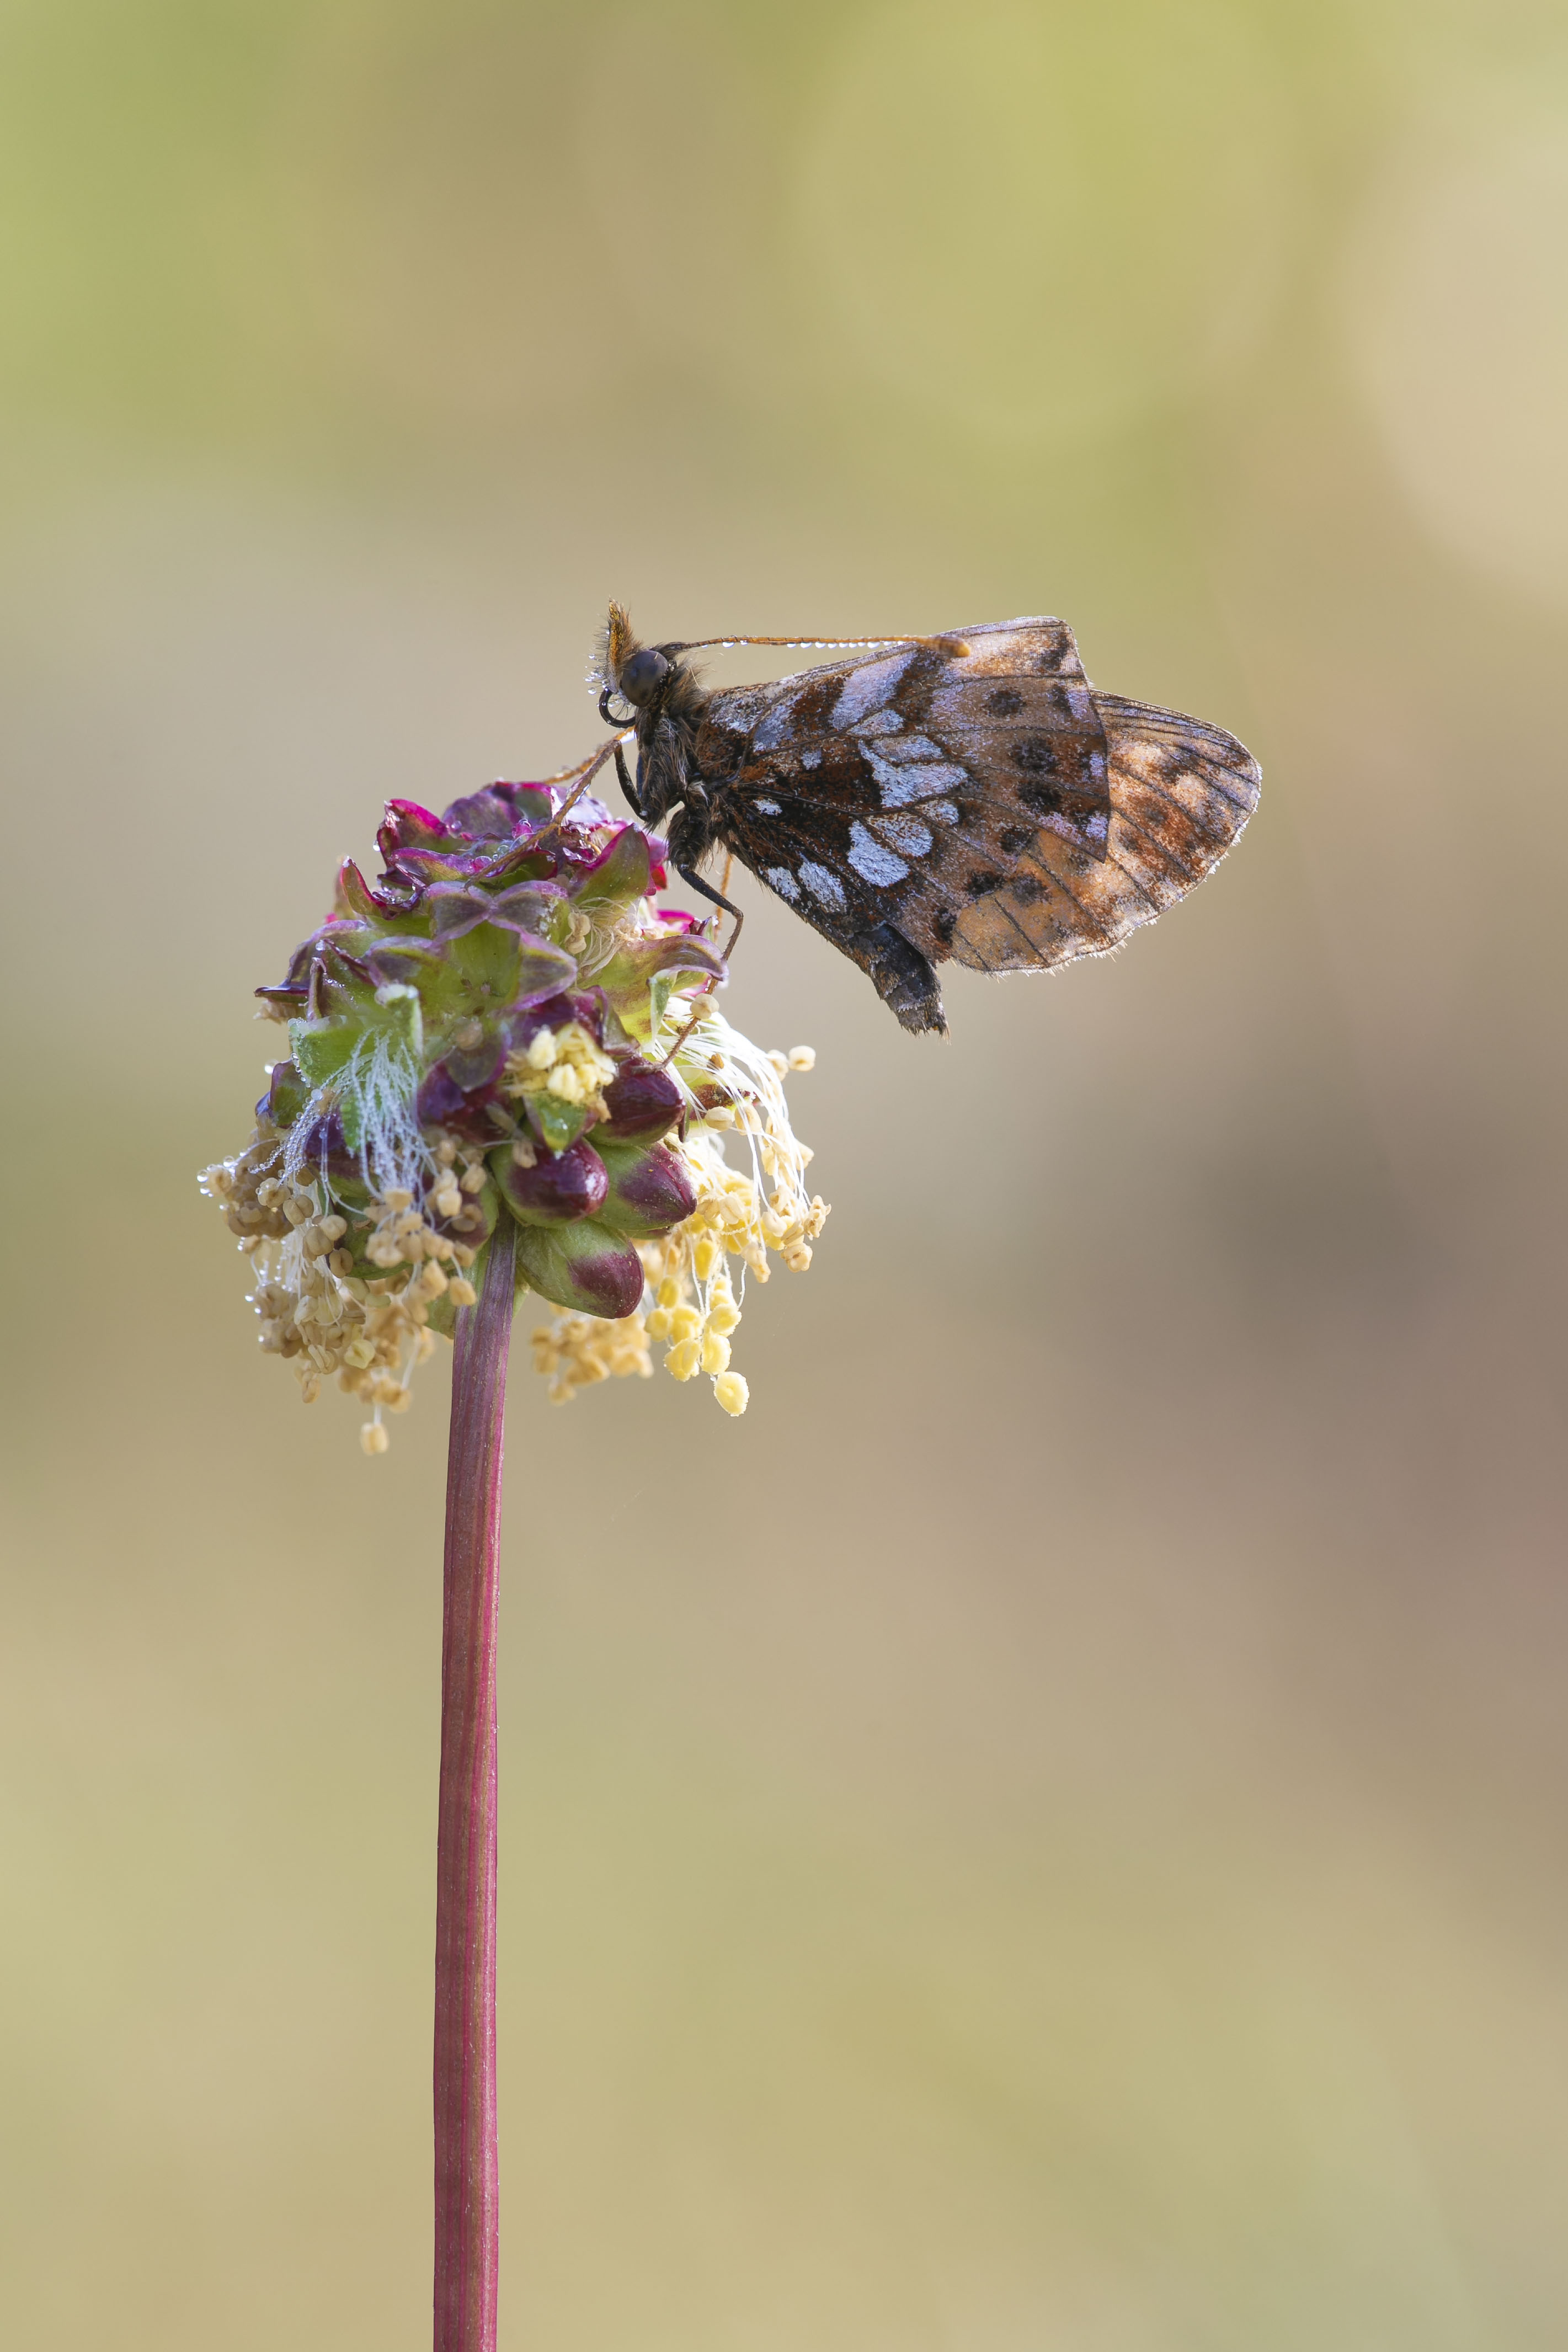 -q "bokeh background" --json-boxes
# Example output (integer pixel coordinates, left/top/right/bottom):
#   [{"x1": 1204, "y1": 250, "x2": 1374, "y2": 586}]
[{"x1": 2, "y1": 2, "x2": 1566, "y2": 2345}]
